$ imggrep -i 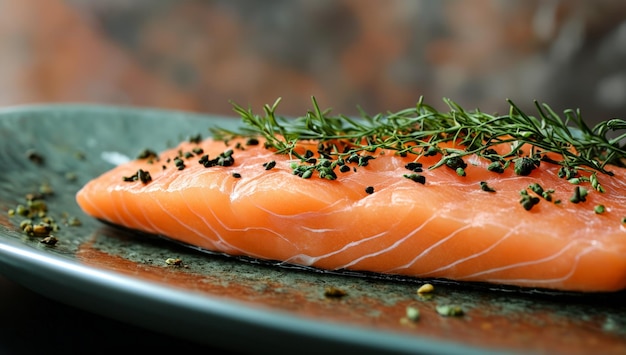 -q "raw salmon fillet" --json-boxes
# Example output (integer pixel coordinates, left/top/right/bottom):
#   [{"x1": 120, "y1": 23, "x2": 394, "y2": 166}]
[{"x1": 76, "y1": 135, "x2": 626, "y2": 292}]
